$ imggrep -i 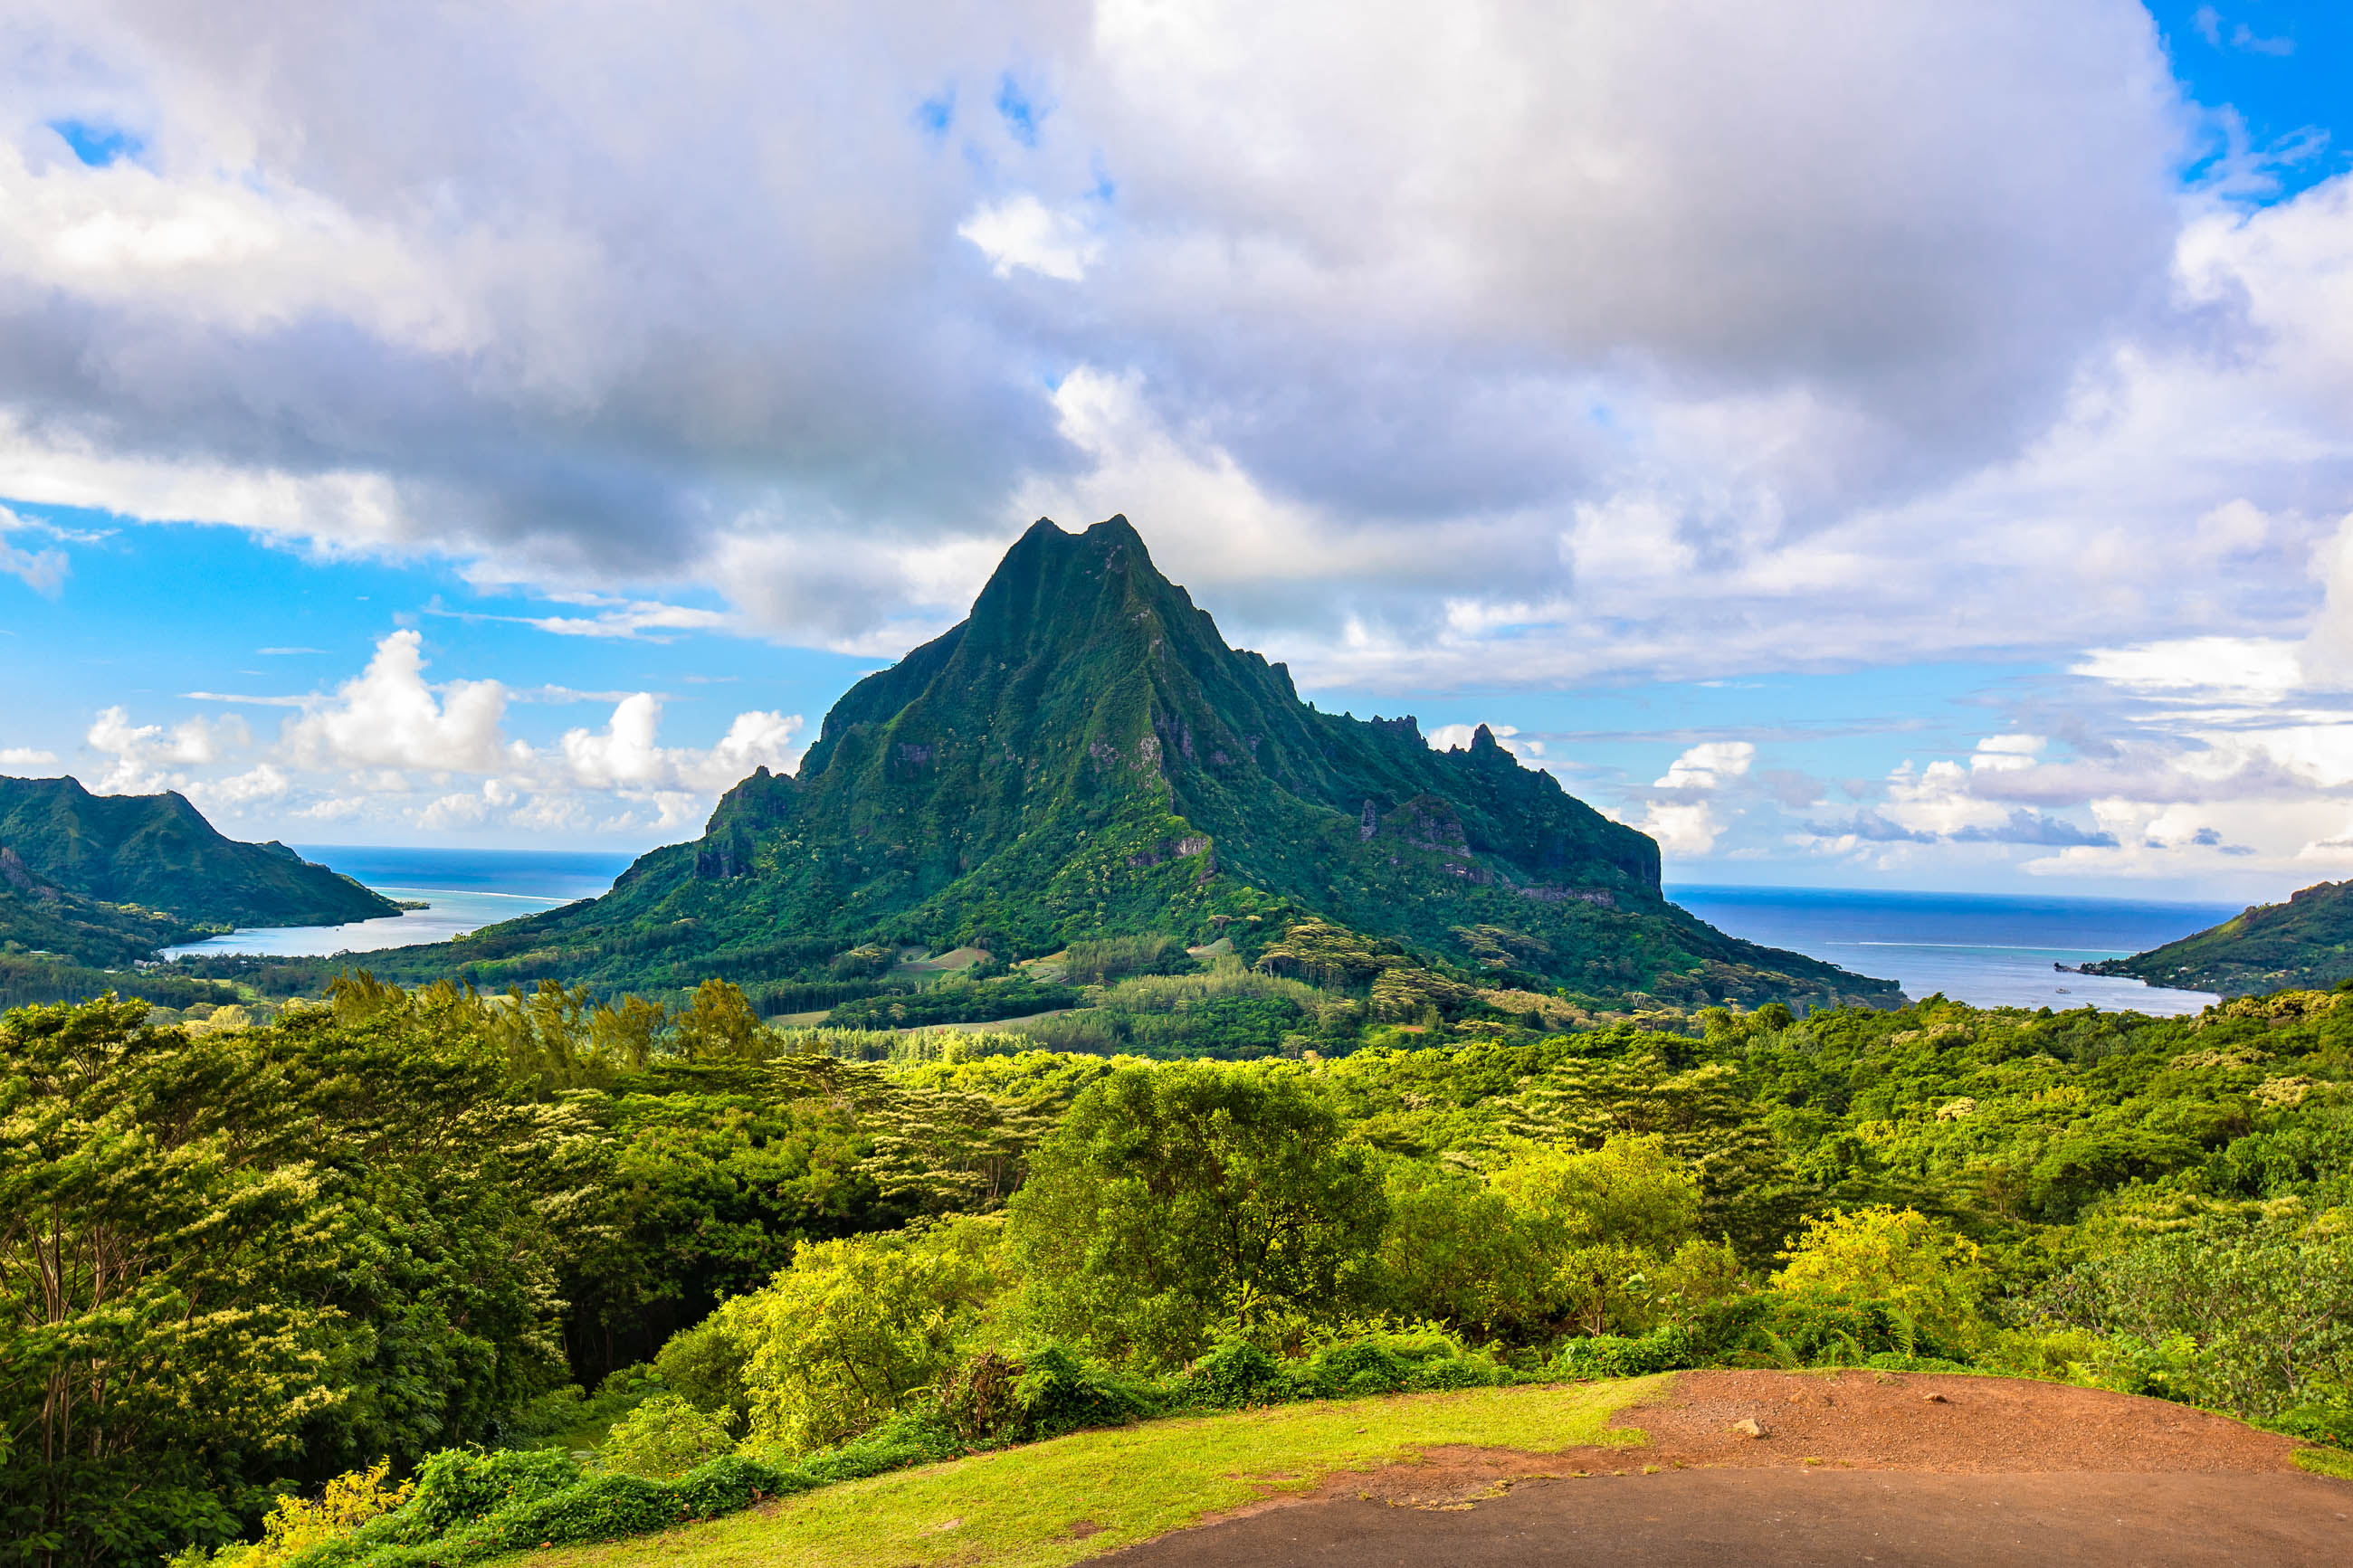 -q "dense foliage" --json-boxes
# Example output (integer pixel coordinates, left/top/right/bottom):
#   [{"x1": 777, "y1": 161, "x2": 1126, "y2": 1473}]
[{"x1": 10, "y1": 972, "x2": 2353, "y2": 1566}]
